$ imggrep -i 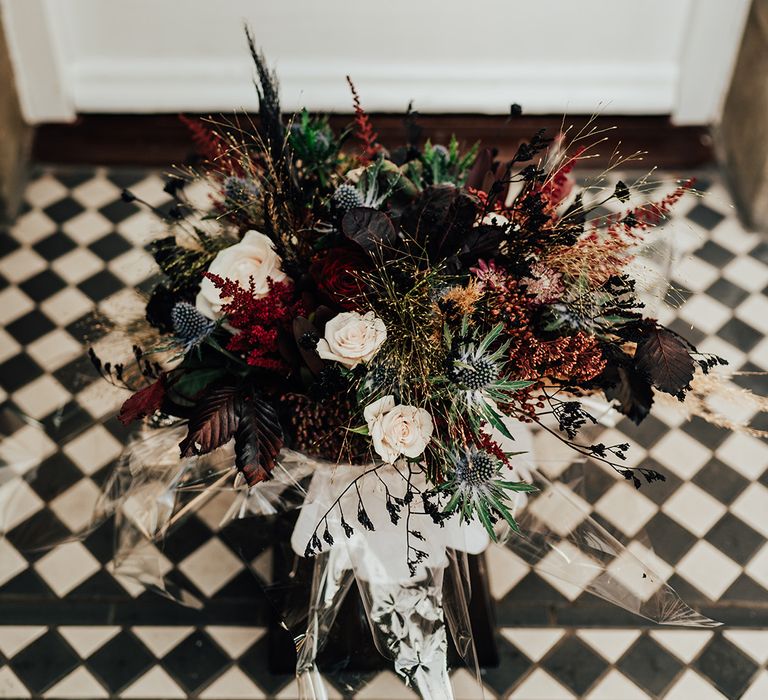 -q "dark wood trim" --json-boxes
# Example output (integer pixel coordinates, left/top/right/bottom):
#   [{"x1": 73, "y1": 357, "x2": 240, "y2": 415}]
[{"x1": 33, "y1": 113, "x2": 714, "y2": 169}]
